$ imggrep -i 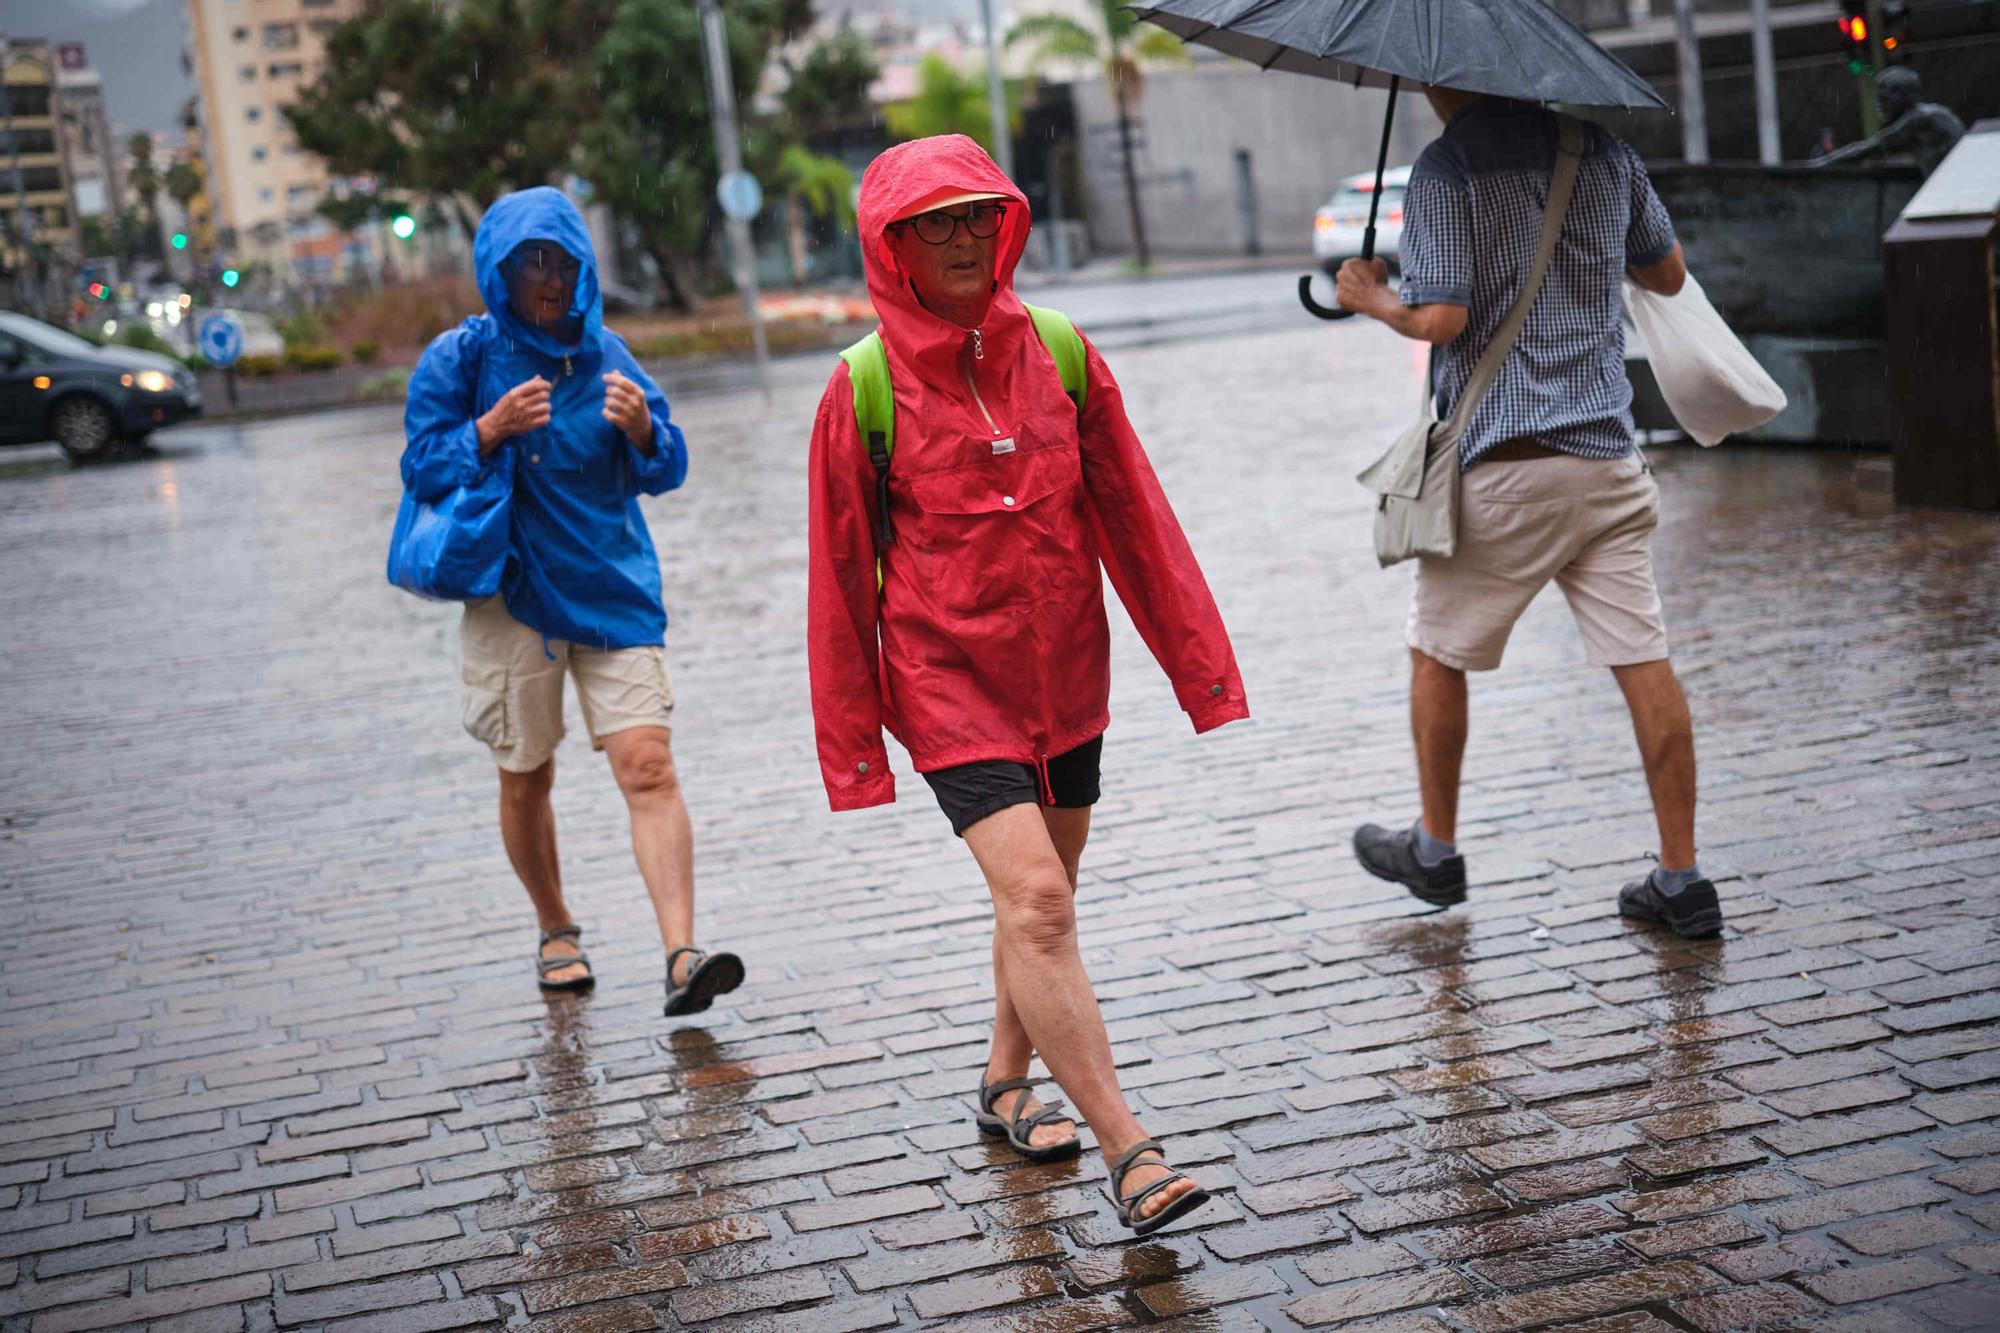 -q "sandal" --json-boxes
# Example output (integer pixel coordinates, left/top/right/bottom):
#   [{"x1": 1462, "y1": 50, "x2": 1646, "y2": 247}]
[
  {"x1": 664, "y1": 945, "x2": 745, "y2": 1017},
  {"x1": 536, "y1": 924, "x2": 595, "y2": 992},
  {"x1": 975, "y1": 1077, "x2": 1082, "y2": 1164},
  {"x1": 1106, "y1": 1139, "x2": 1210, "y2": 1237}
]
